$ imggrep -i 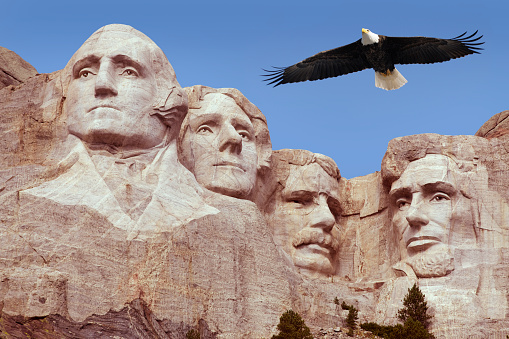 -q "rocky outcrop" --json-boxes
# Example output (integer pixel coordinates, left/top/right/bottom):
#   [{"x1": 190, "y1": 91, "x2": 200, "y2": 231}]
[
  {"x1": 0, "y1": 24, "x2": 508, "y2": 338},
  {"x1": 0, "y1": 46, "x2": 37, "y2": 89}
]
